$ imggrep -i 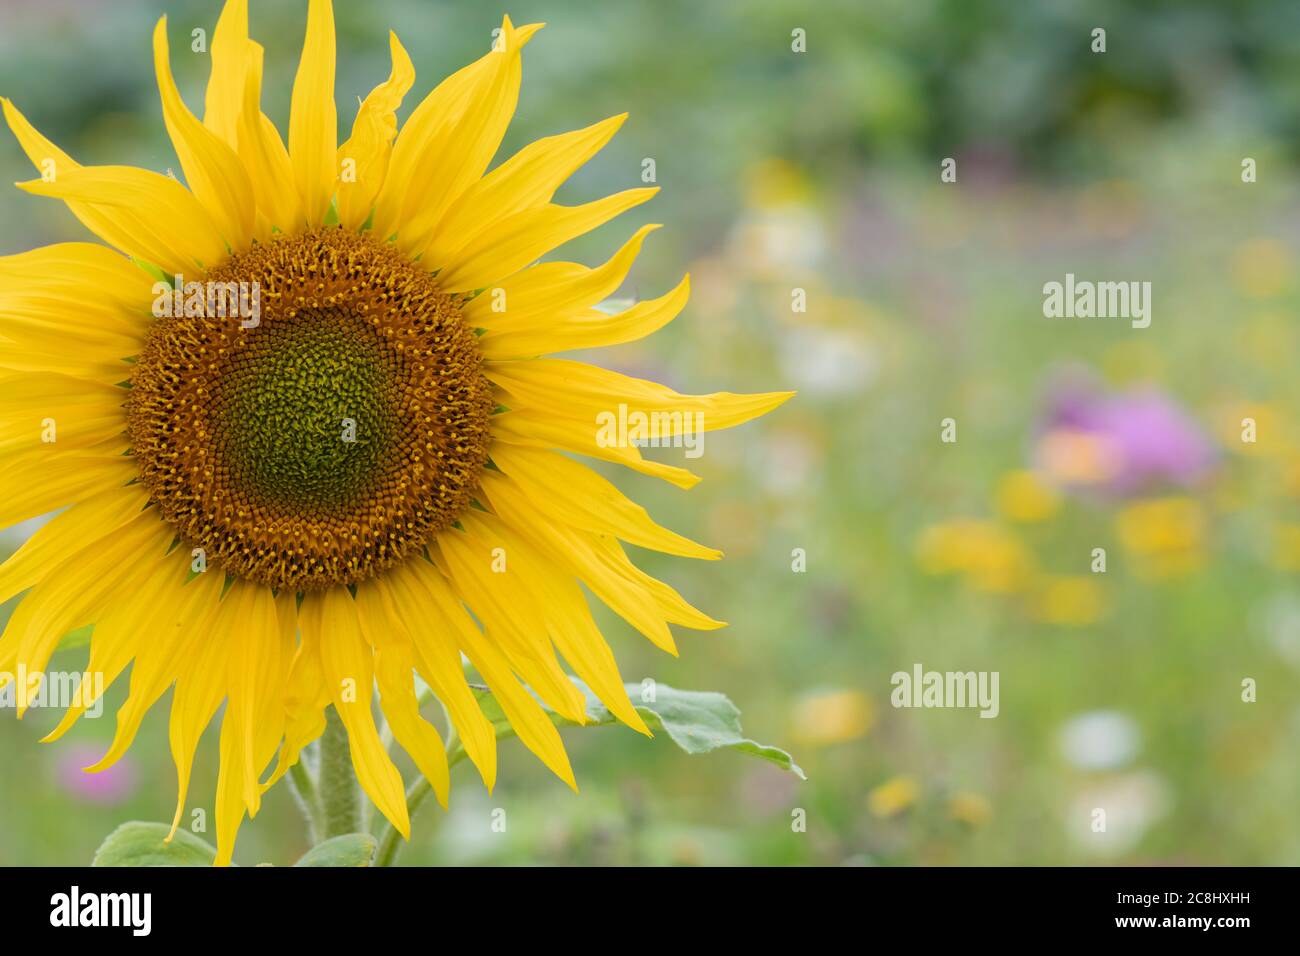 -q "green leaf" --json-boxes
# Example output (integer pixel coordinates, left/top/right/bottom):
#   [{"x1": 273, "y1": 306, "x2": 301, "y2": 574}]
[
  {"x1": 91, "y1": 822, "x2": 217, "y2": 867},
  {"x1": 462, "y1": 680, "x2": 805, "y2": 779},
  {"x1": 293, "y1": 833, "x2": 376, "y2": 867},
  {"x1": 132, "y1": 258, "x2": 172, "y2": 286}
]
